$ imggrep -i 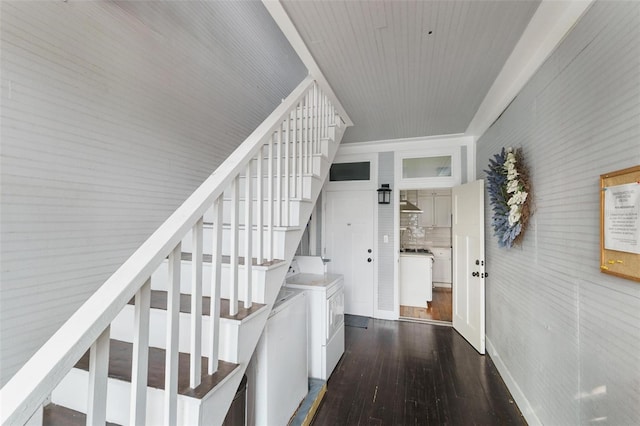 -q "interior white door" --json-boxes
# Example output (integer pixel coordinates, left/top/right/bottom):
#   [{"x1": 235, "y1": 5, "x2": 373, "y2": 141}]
[
  {"x1": 452, "y1": 180, "x2": 486, "y2": 354},
  {"x1": 324, "y1": 190, "x2": 374, "y2": 317}
]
